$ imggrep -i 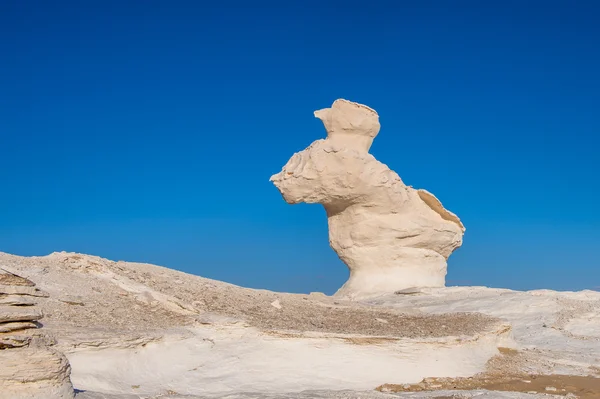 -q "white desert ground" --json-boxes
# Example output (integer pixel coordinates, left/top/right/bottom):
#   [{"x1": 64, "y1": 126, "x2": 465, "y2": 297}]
[{"x1": 1, "y1": 251, "x2": 599, "y2": 399}]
